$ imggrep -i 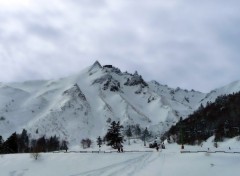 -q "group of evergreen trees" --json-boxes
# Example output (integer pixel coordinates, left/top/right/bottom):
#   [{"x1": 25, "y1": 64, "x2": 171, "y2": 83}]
[
  {"x1": 0, "y1": 129, "x2": 68, "y2": 154},
  {"x1": 123, "y1": 124, "x2": 143, "y2": 137},
  {"x1": 166, "y1": 91, "x2": 240, "y2": 145},
  {"x1": 104, "y1": 121, "x2": 153, "y2": 149},
  {"x1": 0, "y1": 130, "x2": 29, "y2": 154},
  {"x1": 1, "y1": 121, "x2": 153, "y2": 154}
]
